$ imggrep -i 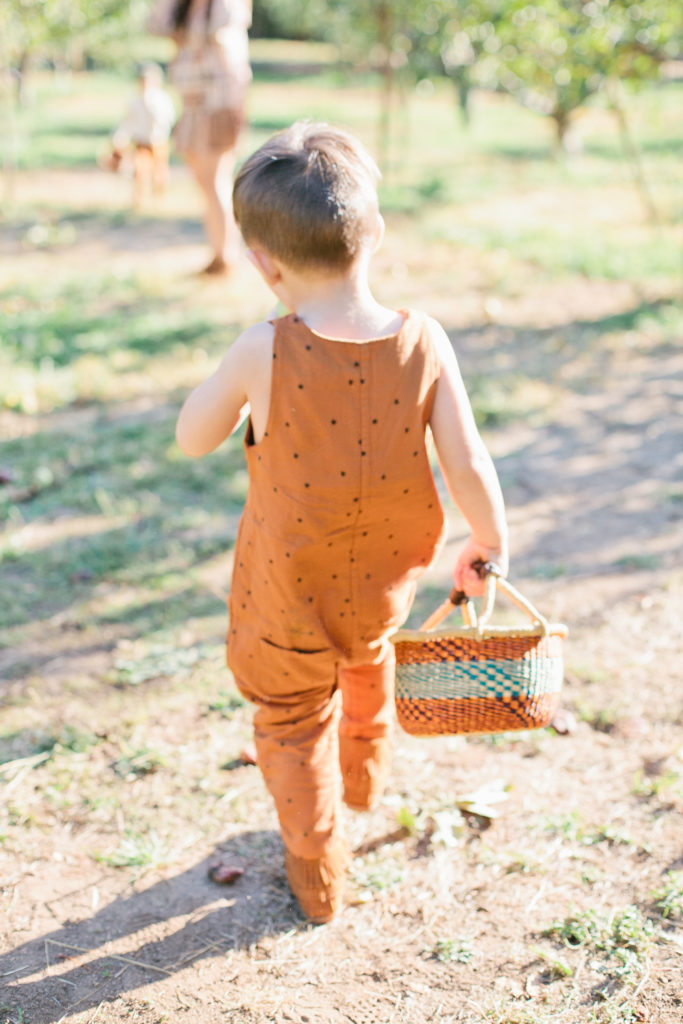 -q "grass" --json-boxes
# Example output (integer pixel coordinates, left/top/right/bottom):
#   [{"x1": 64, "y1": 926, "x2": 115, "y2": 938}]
[
  {"x1": 431, "y1": 937, "x2": 475, "y2": 963},
  {"x1": 534, "y1": 902, "x2": 667, "y2": 1023},
  {"x1": 651, "y1": 871, "x2": 683, "y2": 920},
  {"x1": 95, "y1": 828, "x2": 169, "y2": 870},
  {"x1": 542, "y1": 904, "x2": 656, "y2": 997},
  {"x1": 0, "y1": 274, "x2": 233, "y2": 413},
  {"x1": 430, "y1": 217, "x2": 683, "y2": 281},
  {"x1": 541, "y1": 813, "x2": 638, "y2": 849}
]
